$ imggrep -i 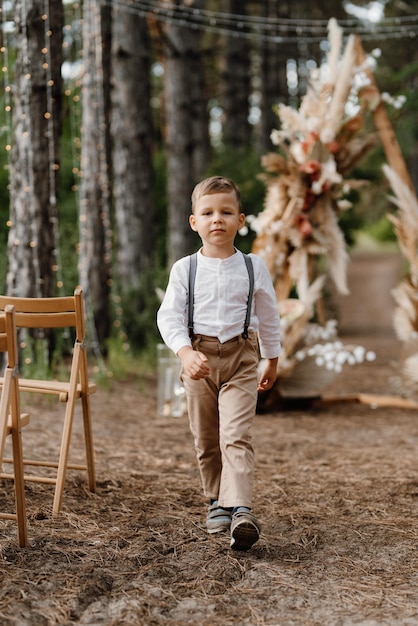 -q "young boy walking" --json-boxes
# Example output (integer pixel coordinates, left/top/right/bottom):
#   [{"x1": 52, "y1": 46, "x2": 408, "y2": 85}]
[{"x1": 157, "y1": 176, "x2": 280, "y2": 550}]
